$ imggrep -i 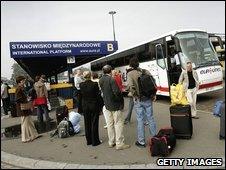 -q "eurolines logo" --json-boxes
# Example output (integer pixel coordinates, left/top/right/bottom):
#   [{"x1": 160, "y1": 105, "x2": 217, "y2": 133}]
[{"x1": 200, "y1": 68, "x2": 221, "y2": 74}]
